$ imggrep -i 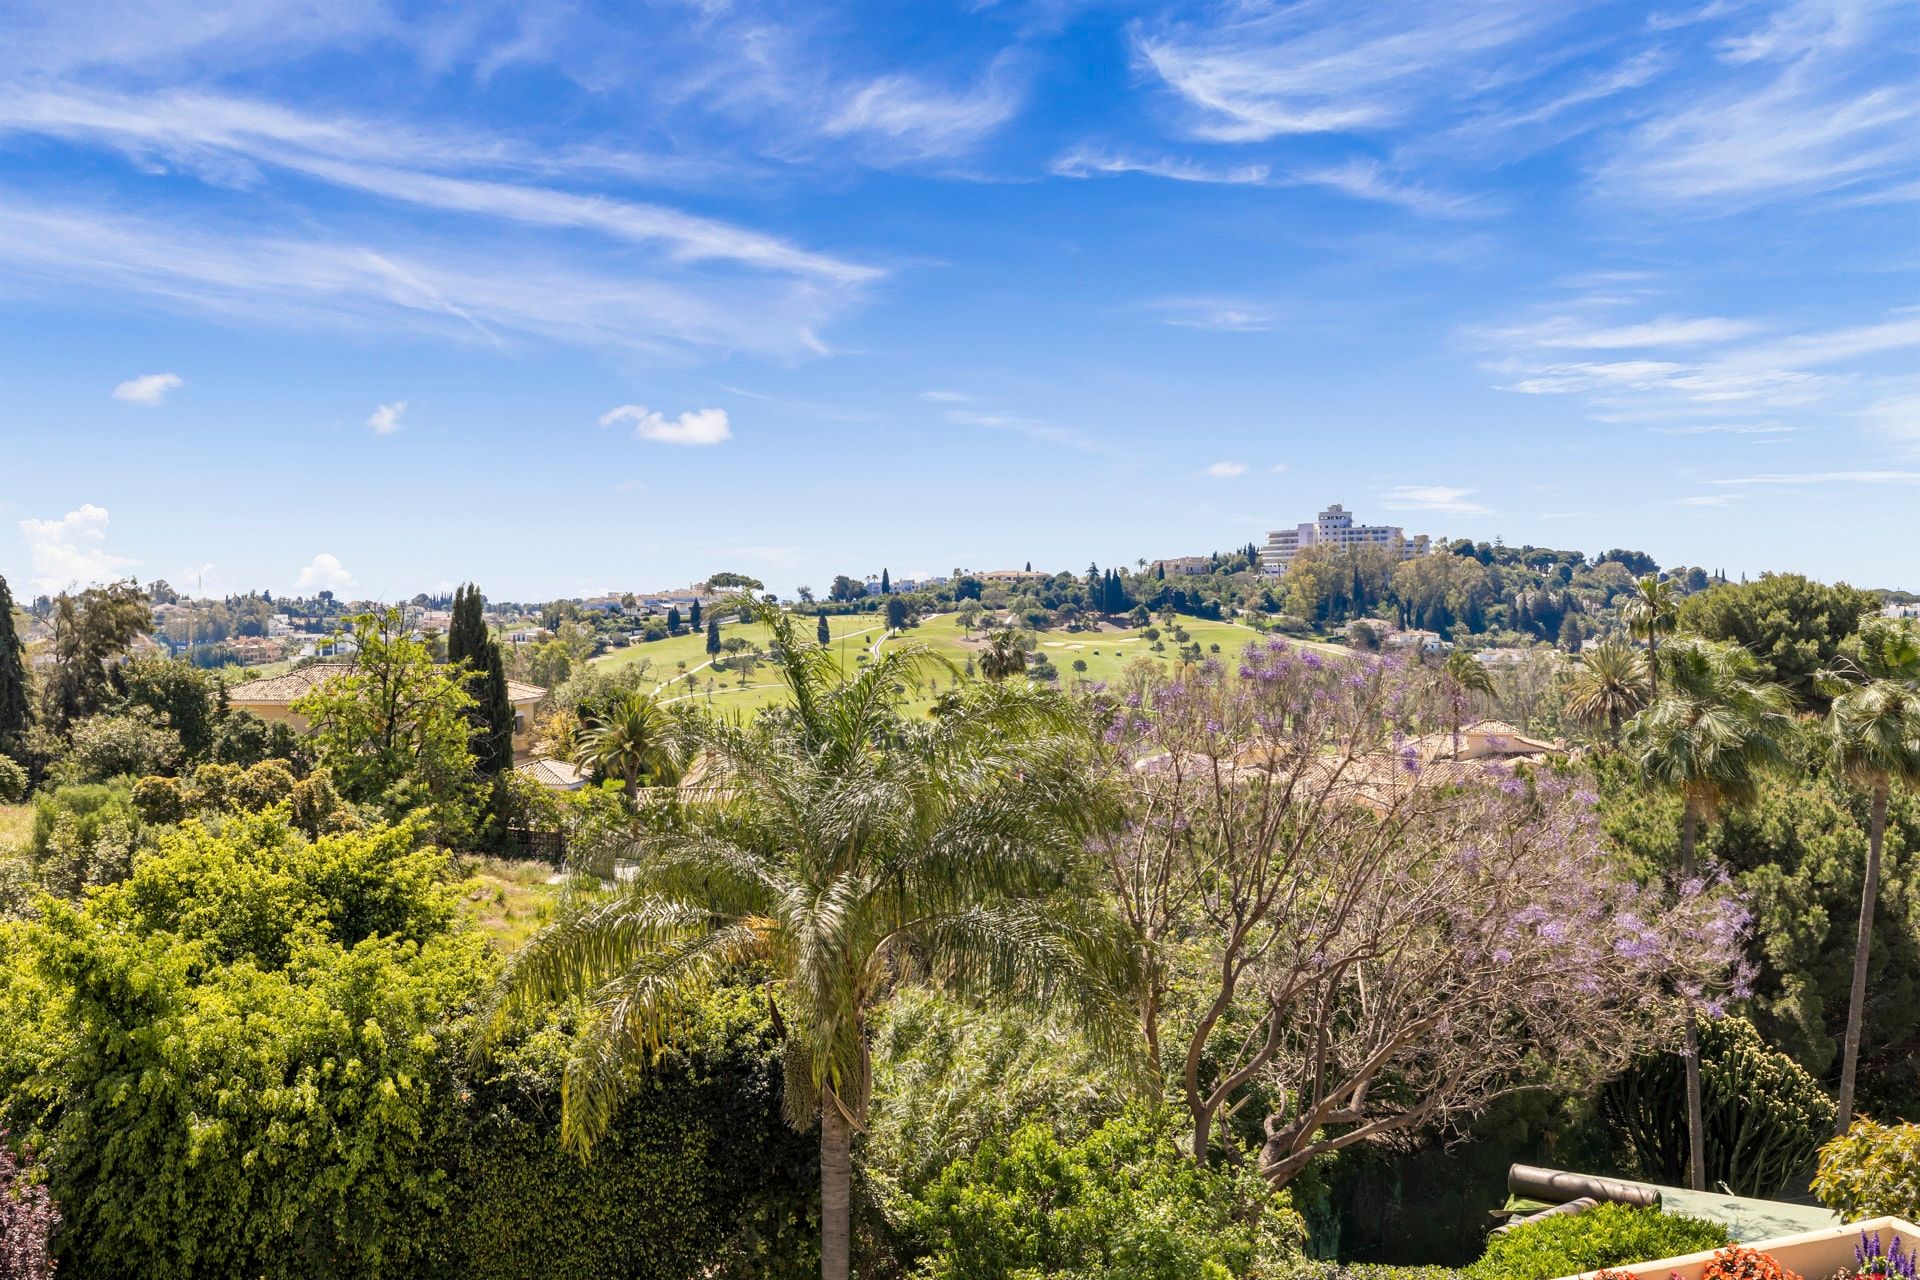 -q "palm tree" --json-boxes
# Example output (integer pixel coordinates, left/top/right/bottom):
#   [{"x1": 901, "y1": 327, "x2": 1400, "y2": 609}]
[
  {"x1": 979, "y1": 628, "x2": 1029, "y2": 681},
  {"x1": 1565, "y1": 639, "x2": 1652, "y2": 746},
  {"x1": 1621, "y1": 574, "x2": 1679, "y2": 696},
  {"x1": 1819, "y1": 620, "x2": 1920, "y2": 1134},
  {"x1": 574, "y1": 690, "x2": 685, "y2": 802},
  {"x1": 1629, "y1": 637, "x2": 1795, "y2": 1190},
  {"x1": 489, "y1": 603, "x2": 1130, "y2": 1280},
  {"x1": 1439, "y1": 648, "x2": 1495, "y2": 757}
]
